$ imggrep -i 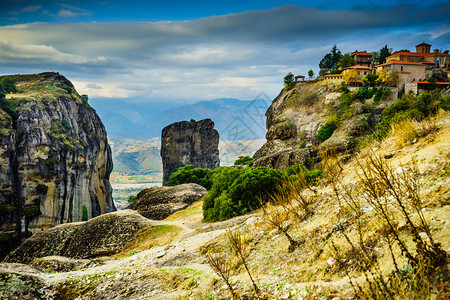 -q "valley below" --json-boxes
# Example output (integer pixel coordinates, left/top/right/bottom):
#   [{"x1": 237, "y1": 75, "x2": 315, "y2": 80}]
[{"x1": 109, "y1": 137, "x2": 266, "y2": 209}]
